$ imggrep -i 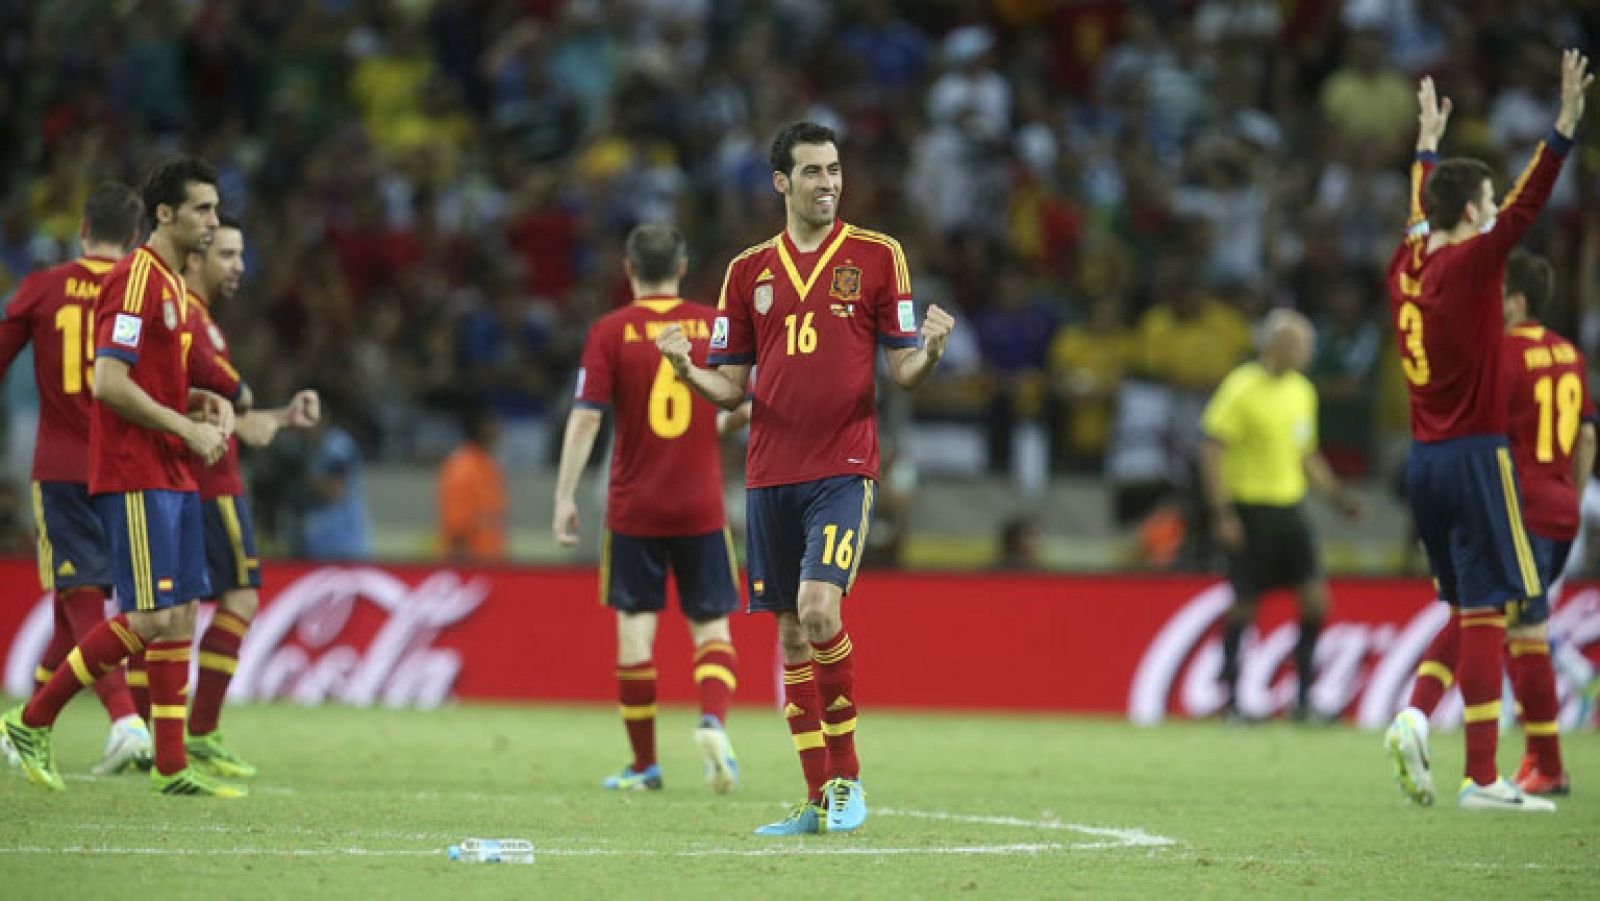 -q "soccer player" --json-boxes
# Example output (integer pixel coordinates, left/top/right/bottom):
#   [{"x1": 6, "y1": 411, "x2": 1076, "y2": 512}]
[
  {"x1": 134, "y1": 217, "x2": 318, "y2": 779},
  {"x1": 2, "y1": 155, "x2": 239, "y2": 797},
  {"x1": 1397, "y1": 251, "x2": 1593, "y2": 798},
  {"x1": 0, "y1": 182, "x2": 152, "y2": 775},
  {"x1": 657, "y1": 121, "x2": 955, "y2": 834},
  {"x1": 1383, "y1": 53, "x2": 1588, "y2": 812},
  {"x1": 554, "y1": 222, "x2": 744, "y2": 794},
  {"x1": 1199, "y1": 310, "x2": 1362, "y2": 723}
]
